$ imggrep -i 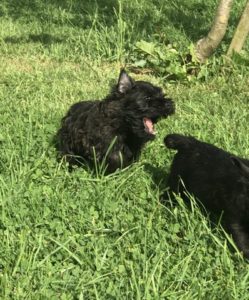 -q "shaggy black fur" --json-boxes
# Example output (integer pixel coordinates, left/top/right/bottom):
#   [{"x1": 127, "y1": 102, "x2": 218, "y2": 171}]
[
  {"x1": 56, "y1": 70, "x2": 174, "y2": 173},
  {"x1": 164, "y1": 133, "x2": 249, "y2": 259}
]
